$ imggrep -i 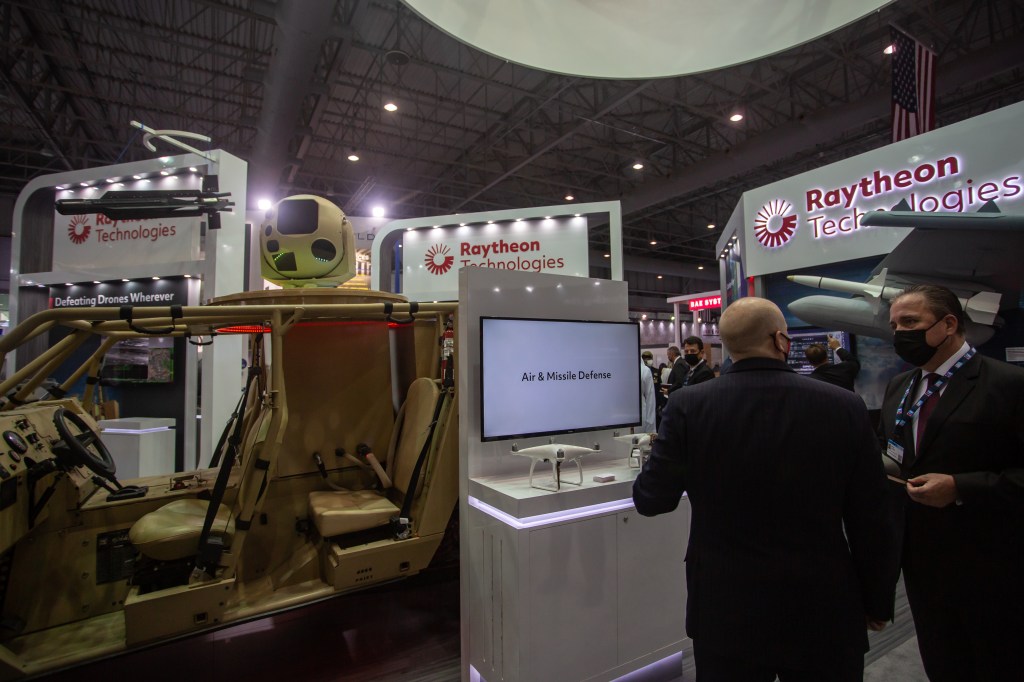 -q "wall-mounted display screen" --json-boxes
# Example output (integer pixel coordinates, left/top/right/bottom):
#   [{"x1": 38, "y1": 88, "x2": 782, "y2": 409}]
[
  {"x1": 480, "y1": 317, "x2": 640, "y2": 442},
  {"x1": 101, "y1": 337, "x2": 174, "y2": 383},
  {"x1": 787, "y1": 330, "x2": 852, "y2": 375}
]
